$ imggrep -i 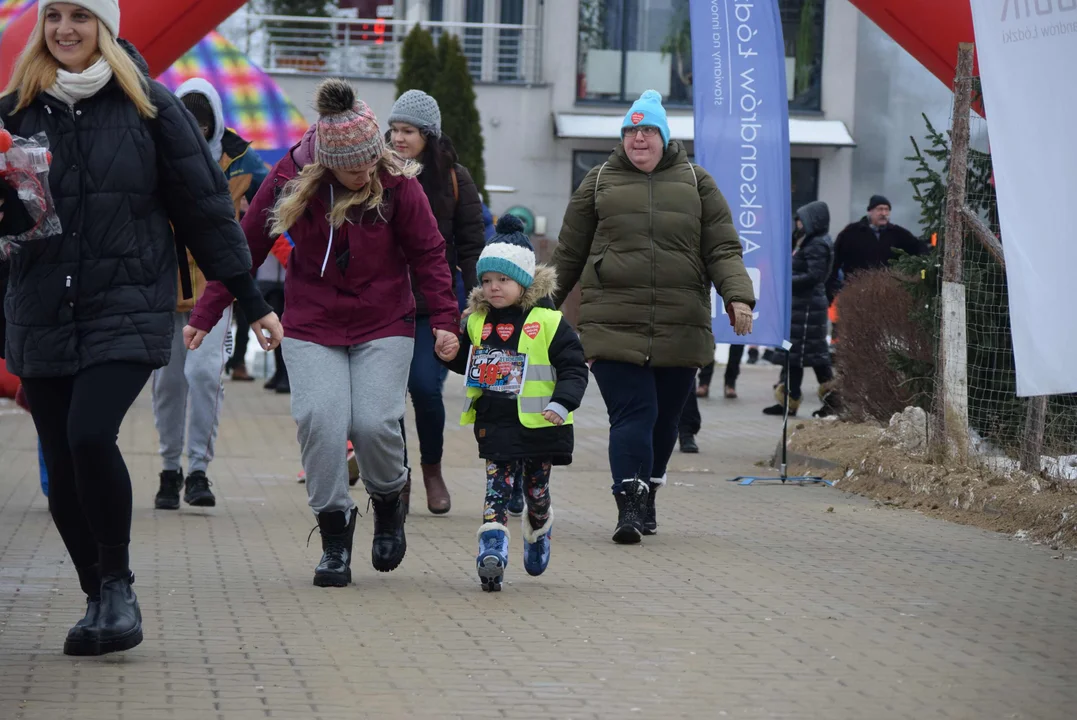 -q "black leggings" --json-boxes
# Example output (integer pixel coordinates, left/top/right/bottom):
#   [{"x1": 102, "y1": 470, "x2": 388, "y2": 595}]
[
  {"x1": 231, "y1": 301, "x2": 250, "y2": 365},
  {"x1": 21, "y1": 363, "x2": 152, "y2": 576},
  {"x1": 788, "y1": 364, "x2": 834, "y2": 401}
]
